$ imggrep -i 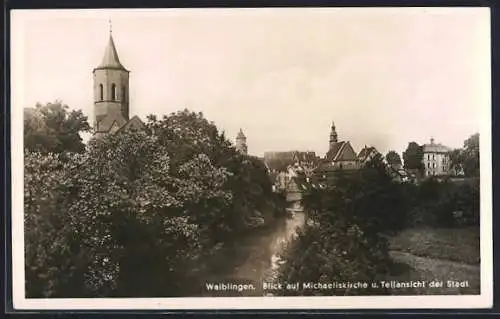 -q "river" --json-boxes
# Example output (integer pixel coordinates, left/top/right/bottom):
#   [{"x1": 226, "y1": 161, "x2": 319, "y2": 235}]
[{"x1": 201, "y1": 212, "x2": 306, "y2": 296}]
